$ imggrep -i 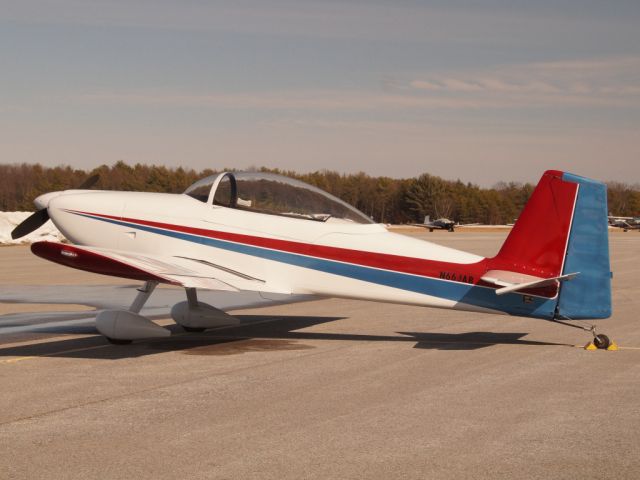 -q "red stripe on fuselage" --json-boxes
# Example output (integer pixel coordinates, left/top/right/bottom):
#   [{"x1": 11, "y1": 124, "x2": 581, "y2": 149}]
[{"x1": 69, "y1": 209, "x2": 488, "y2": 282}]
